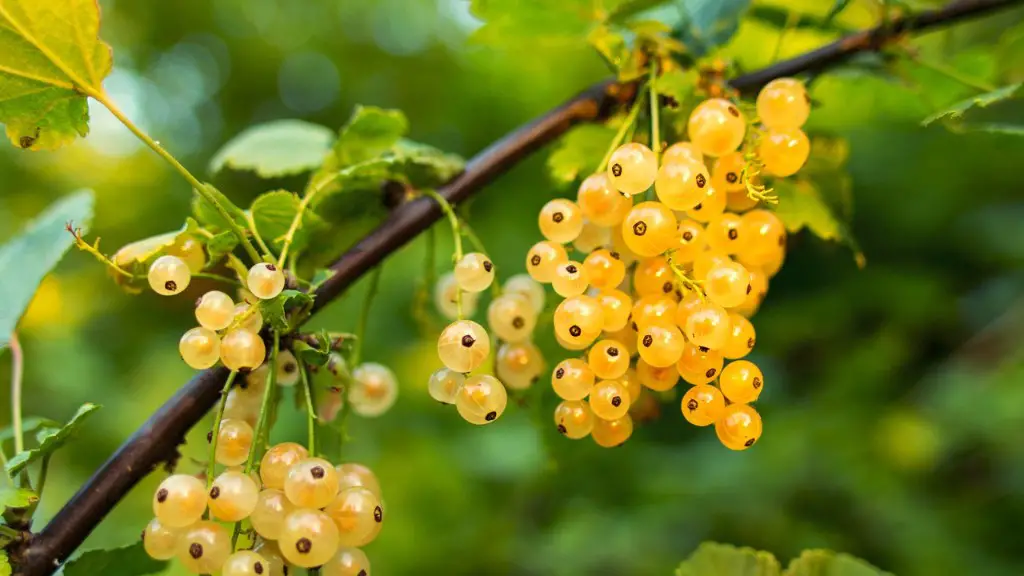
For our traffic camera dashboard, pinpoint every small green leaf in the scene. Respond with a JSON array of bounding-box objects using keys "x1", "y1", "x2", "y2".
[
  {"x1": 259, "y1": 290, "x2": 314, "y2": 332},
  {"x1": 547, "y1": 124, "x2": 619, "y2": 185},
  {"x1": 335, "y1": 106, "x2": 408, "y2": 166},
  {"x1": 774, "y1": 179, "x2": 841, "y2": 241},
  {"x1": 922, "y1": 83, "x2": 1022, "y2": 127},
  {"x1": 310, "y1": 268, "x2": 335, "y2": 287},
  {"x1": 0, "y1": 0, "x2": 112, "y2": 150},
  {"x1": 676, "y1": 0, "x2": 752, "y2": 56},
  {"x1": 784, "y1": 549, "x2": 892, "y2": 576},
  {"x1": 209, "y1": 119, "x2": 335, "y2": 178},
  {"x1": 676, "y1": 542, "x2": 782, "y2": 576},
  {"x1": 292, "y1": 339, "x2": 330, "y2": 367},
  {"x1": 60, "y1": 542, "x2": 166, "y2": 576},
  {"x1": 0, "y1": 416, "x2": 60, "y2": 442},
  {"x1": 205, "y1": 230, "x2": 240, "y2": 263},
  {"x1": 589, "y1": 25, "x2": 646, "y2": 81},
  {"x1": 0, "y1": 190, "x2": 94, "y2": 348},
  {"x1": 191, "y1": 184, "x2": 247, "y2": 231},
  {"x1": 250, "y1": 191, "x2": 325, "y2": 256},
  {"x1": 470, "y1": 0, "x2": 613, "y2": 46},
  {"x1": 0, "y1": 550, "x2": 10, "y2": 576},
  {"x1": 391, "y1": 139, "x2": 466, "y2": 188},
  {"x1": 0, "y1": 487, "x2": 38, "y2": 510},
  {"x1": 824, "y1": 0, "x2": 855, "y2": 23},
  {"x1": 6, "y1": 403, "x2": 101, "y2": 475}
]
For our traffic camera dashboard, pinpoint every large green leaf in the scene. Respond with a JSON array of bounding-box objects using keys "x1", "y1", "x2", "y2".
[
  {"x1": 209, "y1": 119, "x2": 335, "y2": 178},
  {"x1": 547, "y1": 124, "x2": 618, "y2": 185},
  {"x1": 59, "y1": 543, "x2": 166, "y2": 576},
  {"x1": 0, "y1": 0, "x2": 112, "y2": 150},
  {"x1": 6, "y1": 403, "x2": 101, "y2": 475},
  {"x1": 0, "y1": 190, "x2": 93, "y2": 348},
  {"x1": 250, "y1": 190, "x2": 326, "y2": 255},
  {"x1": 676, "y1": 542, "x2": 782, "y2": 576},
  {"x1": 335, "y1": 106, "x2": 408, "y2": 166},
  {"x1": 676, "y1": 0, "x2": 751, "y2": 56},
  {"x1": 784, "y1": 550, "x2": 892, "y2": 576},
  {"x1": 922, "y1": 83, "x2": 1022, "y2": 127}
]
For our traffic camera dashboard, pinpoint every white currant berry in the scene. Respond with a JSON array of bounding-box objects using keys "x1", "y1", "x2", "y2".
[
  {"x1": 607, "y1": 143, "x2": 658, "y2": 196},
  {"x1": 455, "y1": 374, "x2": 508, "y2": 425},
  {"x1": 250, "y1": 489, "x2": 295, "y2": 541},
  {"x1": 179, "y1": 327, "x2": 221, "y2": 369},
  {"x1": 143, "y1": 517, "x2": 182, "y2": 561},
  {"x1": 428, "y1": 367, "x2": 464, "y2": 404},
  {"x1": 280, "y1": 509, "x2": 341, "y2": 568},
  {"x1": 324, "y1": 487, "x2": 383, "y2": 547},
  {"x1": 253, "y1": 542, "x2": 290, "y2": 576},
  {"x1": 247, "y1": 263, "x2": 286, "y2": 300},
  {"x1": 215, "y1": 418, "x2": 254, "y2": 467},
  {"x1": 153, "y1": 474, "x2": 208, "y2": 528},
  {"x1": 335, "y1": 463, "x2": 382, "y2": 498},
  {"x1": 208, "y1": 470, "x2": 260, "y2": 522},
  {"x1": 195, "y1": 290, "x2": 235, "y2": 330},
  {"x1": 220, "y1": 329, "x2": 267, "y2": 371},
  {"x1": 437, "y1": 320, "x2": 490, "y2": 373},
  {"x1": 349, "y1": 363, "x2": 399, "y2": 418},
  {"x1": 276, "y1": 349, "x2": 300, "y2": 387},
  {"x1": 487, "y1": 293, "x2": 537, "y2": 343},
  {"x1": 222, "y1": 550, "x2": 270, "y2": 576},
  {"x1": 502, "y1": 274, "x2": 545, "y2": 315},
  {"x1": 433, "y1": 272, "x2": 480, "y2": 319},
  {"x1": 232, "y1": 302, "x2": 264, "y2": 333},
  {"x1": 148, "y1": 255, "x2": 191, "y2": 296},
  {"x1": 322, "y1": 546, "x2": 372, "y2": 576},
  {"x1": 495, "y1": 341, "x2": 545, "y2": 391},
  {"x1": 453, "y1": 252, "x2": 495, "y2": 293},
  {"x1": 177, "y1": 521, "x2": 231, "y2": 574},
  {"x1": 260, "y1": 442, "x2": 309, "y2": 490},
  {"x1": 285, "y1": 457, "x2": 340, "y2": 509}
]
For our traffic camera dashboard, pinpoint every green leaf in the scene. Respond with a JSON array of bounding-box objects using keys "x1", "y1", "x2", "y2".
[
  {"x1": 0, "y1": 190, "x2": 94, "y2": 348},
  {"x1": 259, "y1": 290, "x2": 314, "y2": 332},
  {"x1": 676, "y1": 542, "x2": 782, "y2": 576},
  {"x1": 111, "y1": 219, "x2": 202, "y2": 270},
  {"x1": 0, "y1": 0, "x2": 112, "y2": 150},
  {"x1": 310, "y1": 268, "x2": 335, "y2": 287},
  {"x1": 335, "y1": 106, "x2": 408, "y2": 166},
  {"x1": 0, "y1": 551, "x2": 9, "y2": 576},
  {"x1": 547, "y1": 124, "x2": 619, "y2": 185},
  {"x1": 922, "y1": 83, "x2": 1022, "y2": 126},
  {"x1": 205, "y1": 230, "x2": 239, "y2": 263},
  {"x1": 747, "y1": 6, "x2": 854, "y2": 34},
  {"x1": 774, "y1": 179, "x2": 841, "y2": 241},
  {"x1": 0, "y1": 487, "x2": 38, "y2": 510},
  {"x1": 470, "y1": 0, "x2": 617, "y2": 46},
  {"x1": 60, "y1": 542, "x2": 166, "y2": 576},
  {"x1": 292, "y1": 339, "x2": 330, "y2": 367},
  {"x1": 0, "y1": 416, "x2": 60, "y2": 442},
  {"x1": 676, "y1": 0, "x2": 752, "y2": 56},
  {"x1": 191, "y1": 184, "x2": 247, "y2": 231},
  {"x1": 6, "y1": 403, "x2": 101, "y2": 475},
  {"x1": 209, "y1": 119, "x2": 335, "y2": 178},
  {"x1": 250, "y1": 191, "x2": 325, "y2": 256},
  {"x1": 784, "y1": 549, "x2": 892, "y2": 576},
  {"x1": 824, "y1": 0, "x2": 855, "y2": 23}
]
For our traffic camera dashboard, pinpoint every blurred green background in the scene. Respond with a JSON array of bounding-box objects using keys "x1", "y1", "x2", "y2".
[{"x1": 2, "y1": 0, "x2": 1024, "y2": 574}]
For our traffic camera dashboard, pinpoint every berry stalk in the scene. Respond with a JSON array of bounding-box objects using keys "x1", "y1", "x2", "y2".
[
  {"x1": 245, "y1": 333, "x2": 279, "y2": 476},
  {"x1": 206, "y1": 371, "x2": 238, "y2": 504},
  {"x1": 422, "y1": 189, "x2": 465, "y2": 319}
]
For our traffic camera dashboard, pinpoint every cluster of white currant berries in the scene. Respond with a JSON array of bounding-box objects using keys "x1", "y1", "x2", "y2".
[
  {"x1": 144, "y1": 442, "x2": 382, "y2": 575},
  {"x1": 521, "y1": 77, "x2": 811, "y2": 449}
]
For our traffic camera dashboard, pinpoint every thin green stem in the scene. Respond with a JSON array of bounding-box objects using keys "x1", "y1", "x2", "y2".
[
  {"x1": 909, "y1": 52, "x2": 998, "y2": 92},
  {"x1": 771, "y1": 10, "x2": 799, "y2": 63},
  {"x1": 351, "y1": 265, "x2": 383, "y2": 367},
  {"x1": 298, "y1": 362, "x2": 317, "y2": 455},
  {"x1": 246, "y1": 213, "x2": 273, "y2": 260},
  {"x1": 458, "y1": 218, "x2": 501, "y2": 299},
  {"x1": 91, "y1": 92, "x2": 262, "y2": 263},
  {"x1": 422, "y1": 189, "x2": 465, "y2": 319},
  {"x1": 206, "y1": 371, "x2": 238, "y2": 511},
  {"x1": 0, "y1": 525, "x2": 21, "y2": 541},
  {"x1": 649, "y1": 65, "x2": 661, "y2": 158},
  {"x1": 9, "y1": 333, "x2": 24, "y2": 456},
  {"x1": 665, "y1": 255, "x2": 706, "y2": 300},
  {"x1": 31, "y1": 454, "x2": 50, "y2": 513},
  {"x1": 279, "y1": 174, "x2": 339, "y2": 266},
  {"x1": 191, "y1": 272, "x2": 243, "y2": 287},
  {"x1": 597, "y1": 83, "x2": 648, "y2": 173},
  {"x1": 245, "y1": 333, "x2": 279, "y2": 474}
]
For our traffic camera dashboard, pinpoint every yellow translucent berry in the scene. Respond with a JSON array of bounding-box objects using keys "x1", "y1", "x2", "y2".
[
  {"x1": 336, "y1": 463, "x2": 382, "y2": 498},
  {"x1": 148, "y1": 255, "x2": 191, "y2": 296},
  {"x1": 454, "y1": 252, "x2": 495, "y2": 293},
  {"x1": 722, "y1": 313, "x2": 756, "y2": 359},
  {"x1": 610, "y1": 223, "x2": 641, "y2": 267},
  {"x1": 577, "y1": 173, "x2": 631, "y2": 227},
  {"x1": 738, "y1": 209, "x2": 787, "y2": 267},
  {"x1": 324, "y1": 487, "x2": 383, "y2": 548},
  {"x1": 280, "y1": 509, "x2": 341, "y2": 568},
  {"x1": 209, "y1": 471, "x2": 259, "y2": 522},
  {"x1": 233, "y1": 302, "x2": 264, "y2": 333},
  {"x1": 153, "y1": 474, "x2": 207, "y2": 528},
  {"x1": 539, "y1": 199, "x2": 585, "y2": 243},
  {"x1": 253, "y1": 542, "x2": 290, "y2": 576},
  {"x1": 727, "y1": 190, "x2": 759, "y2": 213},
  {"x1": 704, "y1": 260, "x2": 751, "y2": 308},
  {"x1": 706, "y1": 213, "x2": 749, "y2": 255},
  {"x1": 143, "y1": 517, "x2": 182, "y2": 560},
  {"x1": 655, "y1": 159, "x2": 710, "y2": 211},
  {"x1": 605, "y1": 324, "x2": 639, "y2": 357},
  {"x1": 762, "y1": 243, "x2": 786, "y2": 277},
  {"x1": 637, "y1": 322, "x2": 686, "y2": 368},
  {"x1": 437, "y1": 320, "x2": 490, "y2": 373},
  {"x1": 687, "y1": 98, "x2": 746, "y2": 157},
  {"x1": 215, "y1": 418, "x2": 254, "y2": 467},
  {"x1": 177, "y1": 520, "x2": 231, "y2": 574},
  {"x1": 502, "y1": 274, "x2": 546, "y2": 314},
  {"x1": 693, "y1": 249, "x2": 732, "y2": 282},
  {"x1": 684, "y1": 183, "x2": 727, "y2": 223},
  {"x1": 715, "y1": 403, "x2": 763, "y2": 450},
  {"x1": 607, "y1": 142, "x2": 658, "y2": 196},
  {"x1": 583, "y1": 249, "x2": 626, "y2": 290},
  {"x1": 677, "y1": 343, "x2": 724, "y2": 385},
  {"x1": 596, "y1": 289, "x2": 632, "y2": 332},
  {"x1": 275, "y1": 349, "x2": 301, "y2": 387},
  {"x1": 167, "y1": 236, "x2": 207, "y2": 274},
  {"x1": 222, "y1": 550, "x2": 270, "y2": 576},
  {"x1": 591, "y1": 413, "x2": 633, "y2": 448},
  {"x1": 455, "y1": 374, "x2": 508, "y2": 424},
  {"x1": 587, "y1": 339, "x2": 630, "y2": 380},
  {"x1": 223, "y1": 389, "x2": 260, "y2": 428},
  {"x1": 526, "y1": 240, "x2": 568, "y2": 283},
  {"x1": 179, "y1": 327, "x2": 221, "y2": 370},
  {"x1": 759, "y1": 127, "x2": 810, "y2": 177},
  {"x1": 553, "y1": 295, "x2": 605, "y2": 348},
  {"x1": 349, "y1": 363, "x2": 398, "y2": 418},
  {"x1": 247, "y1": 263, "x2": 286, "y2": 300},
  {"x1": 720, "y1": 360, "x2": 764, "y2": 404},
  {"x1": 285, "y1": 458, "x2": 340, "y2": 509},
  {"x1": 552, "y1": 358, "x2": 596, "y2": 402},
  {"x1": 553, "y1": 400, "x2": 594, "y2": 439},
  {"x1": 555, "y1": 332, "x2": 590, "y2": 351},
  {"x1": 636, "y1": 357, "x2": 679, "y2": 391},
  {"x1": 220, "y1": 329, "x2": 267, "y2": 371},
  {"x1": 573, "y1": 220, "x2": 612, "y2": 253},
  {"x1": 428, "y1": 367, "x2": 464, "y2": 404},
  {"x1": 757, "y1": 78, "x2": 810, "y2": 130},
  {"x1": 675, "y1": 219, "x2": 706, "y2": 263},
  {"x1": 712, "y1": 152, "x2": 747, "y2": 193},
  {"x1": 589, "y1": 379, "x2": 630, "y2": 421},
  {"x1": 662, "y1": 141, "x2": 704, "y2": 165},
  {"x1": 681, "y1": 384, "x2": 726, "y2": 426},
  {"x1": 195, "y1": 290, "x2": 235, "y2": 331},
  {"x1": 622, "y1": 202, "x2": 678, "y2": 258},
  {"x1": 323, "y1": 547, "x2": 372, "y2": 576},
  {"x1": 685, "y1": 301, "x2": 732, "y2": 350},
  {"x1": 631, "y1": 295, "x2": 677, "y2": 329},
  {"x1": 733, "y1": 266, "x2": 768, "y2": 318},
  {"x1": 496, "y1": 341, "x2": 545, "y2": 391},
  {"x1": 620, "y1": 367, "x2": 641, "y2": 402},
  {"x1": 552, "y1": 261, "x2": 589, "y2": 297},
  {"x1": 434, "y1": 272, "x2": 480, "y2": 319},
  {"x1": 674, "y1": 292, "x2": 703, "y2": 331},
  {"x1": 251, "y1": 489, "x2": 294, "y2": 540},
  {"x1": 260, "y1": 442, "x2": 310, "y2": 490},
  {"x1": 633, "y1": 256, "x2": 674, "y2": 297},
  {"x1": 487, "y1": 294, "x2": 537, "y2": 343}
]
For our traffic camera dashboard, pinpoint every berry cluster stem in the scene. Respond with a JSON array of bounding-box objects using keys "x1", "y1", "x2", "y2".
[
  {"x1": 245, "y1": 333, "x2": 280, "y2": 475},
  {"x1": 597, "y1": 82, "x2": 648, "y2": 173},
  {"x1": 422, "y1": 189, "x2": 465, "y2": 318},
  {"x1": 278, "y1": 173, "x2": 340, "y2": 267},
  {"x1": 206, "y1": 370, "x2": 238, "y2": 508},
  {"x1": 8, "y1": 333, "x2": 24, "y2": 459},
  {"x1": 351, "y1": 264, "x2": 384, "y2": 367},
  {"x1": 666, "y1": 257, "x2": 707, "y2": 301},
  {"x1": 298, "y1": 363, "x2": 317, "y2": 455},
  {"x1": 649, "y1": 64, "x2": 661, "y2": 158}
]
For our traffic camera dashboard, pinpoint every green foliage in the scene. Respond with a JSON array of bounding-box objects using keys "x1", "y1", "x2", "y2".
[
  {"x1": 0, "y1": 552, "x2": 9, "y2": 576},
  {"x1": 208, "y1": 119, "x2": 336, "y2": 178},
  {"x1": 59, "y1": 543, "x2": 166, "y2": 576},
  {"x1": 676, "y1": 0, "x2": 752, "y2": 56},
  {"x1": 0, "y1": 487, "x2": 38, "y2": 510},
  {"x1": 676, "y1": 543, "x2": 890, "y2": 576},
  {"x1": 191, "y1": 184, "x2": 247, "y2": 231},
  {"x1": 0, "y1": 417, "x2": 60, "y2": 442},
  {"x1": 6, "y1": 403, "x2": 101, "y2": 475},
  {"x1": 0, "y1": 0, "x2": 111, "y2": 150},
  {"x1": 0, "y1": 190, "x2": 94, "y2": 348},
  {"x1": 205, "y1": 230, "x2": 240, "y2": 264},
  {"x1": 259, "y1": 290, "x2": 314, "y2": 332},
  {"x1": 774, "y1": 180, "x2": 842, "y2": 241},
  {"x1": 547, "y1": 124, "x2": 618, "y2": 184},
  {"x1": 469, "y1": 0, "x2": 626, "y2": 45},
  {"x1": 335, "y1": 106, "x2": 409, "y2": 166},
  {"x1": 786, "y1": 550, "x2": 893, "y2": 576},
  {"x1": 922, "y1": 83, "x2": 1023, "y2": 134},
  {"x1": 250, "y1": 190, "x2": 325, "y2": 255}
]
